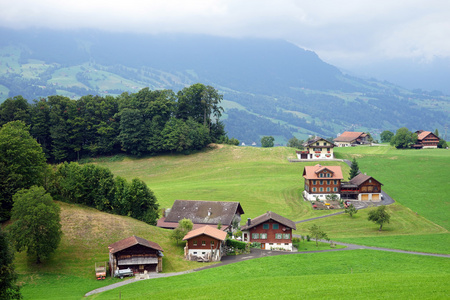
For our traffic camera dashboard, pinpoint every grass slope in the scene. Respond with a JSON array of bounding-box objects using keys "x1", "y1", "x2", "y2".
[
  {"x1": 15, "y1": 202, "x2": 209, "y2": 300},
  {"x1": 88, "y1": 250, "x2": 450, "y2": 299}
]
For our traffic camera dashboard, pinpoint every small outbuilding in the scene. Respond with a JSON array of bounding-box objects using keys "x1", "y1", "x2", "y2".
[
  {"x1": 183, "y1": 225, "x2": 227, "y2": 262},
  {"x1": 108, "y1": 235, "x2": 164, "y2": 277}
]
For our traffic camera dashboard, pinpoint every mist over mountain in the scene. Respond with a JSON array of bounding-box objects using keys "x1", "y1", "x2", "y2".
[{"x1": 0, "y1": 28, "x2": 448, "y2": 143}]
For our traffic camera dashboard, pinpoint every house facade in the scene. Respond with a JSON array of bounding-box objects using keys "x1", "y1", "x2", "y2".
[
  {"x1": 334, "y1": 132, "x2": 369, "y2": 147},
  {"x1": 413, "y1": 130, "x2": 440, "y2": 149},
  {"x1": 302, "y1": 164, "x2": 343, "y2": 200},
  {"x1": 183, "y1": 226, "x2": 227, "y2": 262},
  {"x1": 157, "y1": 200, "x2": 244, "y2": 231},
  {"x1": 108, "y1": 236, "x2": 164, "y2": 277},
  {"x1": 296, "y1": 137, "x2": 335, "y2": 160},
  {"x1": 241, "y1": 211, "x2": 296, "y2": 251},
  {"x1": 341, "y1": 173, "x2": 383, "y2": 201}
]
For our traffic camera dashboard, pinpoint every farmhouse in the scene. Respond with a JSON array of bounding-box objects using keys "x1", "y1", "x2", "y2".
[
  {"x1": 412, "y1": 130, "x2": 440, "y2": 149},
  {"x1": 334, "y1": 131, "x2": 369, "y2": 147},
  {"x1": 302, "y1": 164, "x2": 343, "y2": 200},
  {"x1": 241, "y1": 211, "x2": 296, "y2": 251},
  {"x1": 296, "y1": 137, "x2": 335, "y2": 159},
  {"x1": 157, "y1": 200, "x2": 244, "y2": 231},
  {"x1": 341, "y1": 173, "x2": 383, "y2": 201},
  {"x1": 183, "y1": 225, "x2": 227, "y2": 262},
  {"x1": 108, "y1": 236, "x2": 164, "y2": 277}
]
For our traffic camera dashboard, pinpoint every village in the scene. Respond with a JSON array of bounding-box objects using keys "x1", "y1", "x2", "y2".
[{"x1": 100, "y1": 130, "x2": 440, "y2": 280}]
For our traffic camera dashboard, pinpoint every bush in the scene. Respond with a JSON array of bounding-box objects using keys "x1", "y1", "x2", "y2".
[{"x1": 226, "y1": 239, "x2": 247, "y2": 250}]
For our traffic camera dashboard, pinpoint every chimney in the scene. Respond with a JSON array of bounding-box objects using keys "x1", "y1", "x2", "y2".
[{"x1": 247, "y1": 218, "x2": 251, "y2": 226}]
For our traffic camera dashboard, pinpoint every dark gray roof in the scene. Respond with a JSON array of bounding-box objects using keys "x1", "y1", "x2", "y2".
[
  {"x1": 348, "y1": 173, "x2": 383, "y2": 187},
  {"x1": 164, "y1": 200, "x2": 244, "y2": 226},
  {"x1": 241, "y1": 211, "x2": 296, "y2": 231},
  {"x1": 108, "y1": 236, "x2": 163, "y2": 254}
]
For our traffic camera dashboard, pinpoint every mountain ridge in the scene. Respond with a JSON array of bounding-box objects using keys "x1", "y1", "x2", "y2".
[{"x1": 0, "y1": 28, "x2": 448, "y2": 143}]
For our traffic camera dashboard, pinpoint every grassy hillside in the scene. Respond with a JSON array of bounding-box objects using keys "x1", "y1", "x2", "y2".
[
  {"x1": 14, "y1": 202, "x2": 211, "y2": 300},
  {"x1": 13, "y1": 144, "x2": 450, "y2": 299},
  {"x1": 88, "y1": 250, "x2": 450, "y2": 299}
]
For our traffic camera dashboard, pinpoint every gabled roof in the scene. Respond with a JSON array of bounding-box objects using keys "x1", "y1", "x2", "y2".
[
  {"x1": 348, "y1": 173, "x2": 383, "y2": 187},
  {"x1": 241, "y1": 211, "x2": 296, "y2": 231},
  {"x1": 416, "y1": 131, "x2": 439, "y2": 141},
  {"x1": 304, "y1": 136, "x2": 335, "y2": 147},
  {"x1": 334, "y1": 131, "x2": 366, "y2": 142},
  {"x1": 163, "y1": 200, "x2": 244, "y2": 226},
  {"x1": 182, "y1": 225, "x2": 228, "y2": 241},
  {"x1": 303, "y1": 164, "x2": 343, "y2": 180},
  {"x1": 108, "y1": 235, "x2": 163, "y2": 254}
]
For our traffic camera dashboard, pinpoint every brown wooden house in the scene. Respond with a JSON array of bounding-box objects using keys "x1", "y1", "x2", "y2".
[
  {"x1": 302, "y1": 164, "x2": 343, "y2": 201},
  {"x1": 412, "y1": 130, "x2": 440, "y2": 148},
  {"x1": 341, "y1": 173, "x2": 383, "y2": 201},
  {"x1": 241, "y1": 211, "x2": 296, "y2": 251},
  {"x1": 108, "y1": 236, "x2": 164, "y2": 277},
  {"x1": 183, "y1": 225, "x2": 227, "y2": 262}
]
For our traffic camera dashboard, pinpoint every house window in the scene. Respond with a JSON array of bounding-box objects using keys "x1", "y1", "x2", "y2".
[
  {"x1": 319, "y1": 187, "x2": 323, "y2": 192},
  {"x1": 320, "y1": 180, "x2": 323, "y2": 185},
  {"x1": 283, "y1": 234, "x2": 290, "y2": 239},
  {"x1": 260, "y1": 233, "x2": 267, "y2": 239},
  {"x1": 312, "y1": 187, "x2": 316, "y2": 192},
  {"x1": 326, "y1": 173, "x2": 331, "y2": 178},
  {"x1": 285, "y1": 243, "x2": 289, "y2": 245},
  {"x1": 327, "y1": 180, "x2": 330, "y2": 184},
  {"x1": 369, "y1": 179, "x2": 372, "y2": 183},
  {"x1": 211, "y1": 241, "x2": 214, "y2": 245},
  {"x1": 334, "y1": 180, "x2": 338, "y2": 185},
  {"x1": 263, "y1": 223, "x2": 269, "y2": 229},
  {"x1": 193, "y1": 252, "x2": 197, "y2": 254},
  {"x1": 202, "y1": 252, "x2": 205, "y2": 255},
  {"x1": 316, "y1": 143, "x2": 319, "y2": 146},
  {"x1": 193, "y1": 240, "x2": 197, "y2": 246},
  {"x1": 202, "y1": 241, "x2": 206, "y2": 246},
  {"x1": 273, "y1": 224, "x2": 279, "y2": 229},
  {"x1": 326, "y1": 187, "x2": 330, "y2": 192},
  {"x1": 252, "y1": 233, "x2": 259, "y2": 239},
  {"x1": 275, "y1": 233, "x2": 282, "y2": 239},
  {"x1": 312, "y1": 180, "x2": 316, "y2": 185},
  {"x1": 334, "y1": 187, "x2": 338, "y2": 192}
]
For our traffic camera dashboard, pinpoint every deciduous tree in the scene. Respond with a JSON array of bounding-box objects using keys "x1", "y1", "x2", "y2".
[
  {"x1": 8, "y1": 186, "x2": 62, "y2": 264},
  {"x1": 380, "y1": 130, "x2": 394, "y2": 143},
  {"x1": 286, "y1": 137, "x2": 304, "y2": 149},
  {"x1": 368, "y1": 205, "x2": 391, "y2": 231},
  {"x1": 261, "y1": 136, "x2": 275, "y2": 147},
  {"x1": 0, "y1": 121, "x2": 47, "y2": 221},
  {"x1": 345, "y1": 204, "x2": 357, "y2": 217},
  {"x1": 390, "y1": 127, "x2": 417, "y2": 149},
  {"x1": 308, "y1": 224, "x2": 329, "y2": 247},
  {"x1": 0, "y1": 228, "x2": 21, "y2": 299}
]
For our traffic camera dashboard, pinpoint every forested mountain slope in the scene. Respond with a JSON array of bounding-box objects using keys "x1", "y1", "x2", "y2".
[{"x1": 0, "y1": 28, "x2": 448, "y2": 144}]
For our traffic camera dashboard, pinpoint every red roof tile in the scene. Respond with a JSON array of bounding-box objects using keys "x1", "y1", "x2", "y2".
[
  {"x1": 182, "y1": 225, "x2": 228, "y2": 241},
  {"x1": 302, "y1": 164, "x2": 343, "y2": 180},
  {"x1": 334, "y1": 131, "x2": 365, "y2": 142}
]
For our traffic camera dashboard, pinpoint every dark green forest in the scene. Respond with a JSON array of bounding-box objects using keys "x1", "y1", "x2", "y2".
[{"x1": 0, "y1": 83, "x2": 228, "y2": 162}]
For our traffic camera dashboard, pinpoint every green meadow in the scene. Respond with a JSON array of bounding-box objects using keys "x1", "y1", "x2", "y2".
[
  {"x1": 87, "y1": 250, "x2": 450, "y2": 300},
  {"x1": 12, "y1": 144, "x2": 450, "y2": 299}
]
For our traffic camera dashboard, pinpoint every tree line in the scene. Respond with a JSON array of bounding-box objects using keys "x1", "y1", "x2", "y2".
[{"x1": 0, "y1": 83, "x2": 228, "y2": 162}]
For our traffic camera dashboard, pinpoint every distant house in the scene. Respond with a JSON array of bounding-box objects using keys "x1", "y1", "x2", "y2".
[
  {"x1": 241, "y1": 211, "x2": 296, "y2": 251},
  {"x1": 334, "y1": 131, "x2": 369, "y2": 147},
  {"x1": 296, "y1": 137, "x2": 335, "y2": 159},
  {"x1": 341, "y1": 173, "x2": 383, "y2": 201},
  {"x1": 183, "y1": 225, "x2": 227, "y2": 262},
  {"x1": 108, "y1": 236, "x2": 164, "y2": 277},
  {"x1": 157, "y1": 200, "x2": 244, "y2": 231},
  {"x1": 412, "y1": 130, "x2": 440, "y2": 149},
  {"x1": 302, "y1": 164, "x2": 343, "y2": 200}
]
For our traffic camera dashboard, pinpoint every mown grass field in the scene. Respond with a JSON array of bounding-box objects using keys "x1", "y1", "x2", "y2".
[
  {"x1": 14, "y1": 144, "x2": 450, "y2": 299},
  {"x1": 87, "y1": 250, "x2": 450, "y2": 300}
]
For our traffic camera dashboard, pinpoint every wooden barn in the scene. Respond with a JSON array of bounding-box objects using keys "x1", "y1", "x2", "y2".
[{"x1": 108, "y1": 236, "x2": 164, "y2": 277}]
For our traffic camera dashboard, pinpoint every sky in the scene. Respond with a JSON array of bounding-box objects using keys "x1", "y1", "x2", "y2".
[{"x1": 1, "y1": 0, "x2": 449, "y2": 71}]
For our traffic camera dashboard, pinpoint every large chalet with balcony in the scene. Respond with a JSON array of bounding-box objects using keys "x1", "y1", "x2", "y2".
[
  {"x1": 412, "y1": 130, "x2": 440, "y2": 149},
  {"x1": 341, "y1": 173, "x2": 383, "y2": 201},
  {"x1": 241, "y1": 211, "x2": 296, "y2": 251},
  {"x1": 296, "y1": 137, "x2": 335, "y2": 160},
  {"x1": 302, "y1": 164, "x2": 343, "y2": 200}
]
